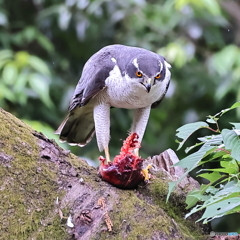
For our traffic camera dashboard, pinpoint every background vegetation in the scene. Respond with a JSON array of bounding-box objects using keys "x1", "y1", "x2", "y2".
[{"x1": 1, "y1": 0, "x2": 240, "y2": 232}]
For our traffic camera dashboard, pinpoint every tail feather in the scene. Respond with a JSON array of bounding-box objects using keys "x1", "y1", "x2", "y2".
[
  {"x1": 55, "y1": 106, "x2": 95, "y2": 146},
  {"x1": 55, "y1": 114, "x2": 71, "y2": 135}
]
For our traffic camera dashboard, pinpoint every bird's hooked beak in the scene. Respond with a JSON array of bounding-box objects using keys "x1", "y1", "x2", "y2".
[{"x1": 141, "y1": 78, "x2": 153, "y2": 93}]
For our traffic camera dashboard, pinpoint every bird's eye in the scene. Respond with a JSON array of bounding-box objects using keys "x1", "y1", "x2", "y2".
[
  {"x1": 136, "y1": 71, "x2": 143, "y2": 78},
  {"x1": 155, "y1": 74, "x2": 161, "y2": 79}
]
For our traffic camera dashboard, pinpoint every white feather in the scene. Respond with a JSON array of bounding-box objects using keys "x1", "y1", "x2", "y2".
[
  {"x1": 164, "y1": 60, "x2": 172, "y2": 69},
  {"x1": 67, "y1": 215, "x2": 74, "y2": 228},
  {"x1": 132, "y1": 58, "x2": 139, "y2": 68}
]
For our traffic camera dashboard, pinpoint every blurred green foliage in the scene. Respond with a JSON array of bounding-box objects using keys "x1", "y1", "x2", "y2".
[
  {"x1": 0, "y1": 0, "x2": 239, "y2": 162},
  {"x1": 0, "y1": 50, "x2": 52, "y2": 107}
]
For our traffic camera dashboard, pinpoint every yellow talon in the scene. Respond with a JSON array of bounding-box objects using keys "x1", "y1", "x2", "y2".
[{"x1": 141, "y1": 164, "x2": 152, "y2": 181}]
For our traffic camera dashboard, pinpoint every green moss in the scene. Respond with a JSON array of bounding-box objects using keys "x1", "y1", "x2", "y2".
[
  {"x1": 0, "y1": 109, "x2": 67, "y2": 240},
  {"x1": 95, "y1": 189, "x2": 174, "y2": 240},
  {"x1": 0, "y1": 108, "x2": 206, "y2": 239},
  {"x1": 143, "y1": 172, "x2": 206, "y2": 240}
]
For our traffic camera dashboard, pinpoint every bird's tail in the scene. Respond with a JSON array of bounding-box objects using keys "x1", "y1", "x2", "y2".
[{"x1": 55, "y1": 106, "x2": 95, "y2": 146}]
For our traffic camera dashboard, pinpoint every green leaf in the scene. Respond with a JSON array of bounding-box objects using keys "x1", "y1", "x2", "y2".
[
  {"x1": 167, "y1": 182, "x2": 176, "y2": 201},
  {"x1": 222, "y1": 129, "x2": 240, "y2": 161},
  {"x1": 185, "y1": 180, "x2": 240, "y2": 222},
  {"x1": 211, "y1": 45, "x2": 239, "y2": 76},
  {"x1": 197, "y1": 134, "x2": 223, "y2": 146},
  {"x1": 214, "y1": 180, "x2": 240, "y2": 198},
  {"x1": 199, "y1": 197, "x2": 240, "y2": 223},
  {"x1": 0, "y1": 58, "x2": 11, "y2": 69},
  {"x1": 230, "y1": 101, "x2": 240, "y2": 110},
  {"x1": 0, "y1": 81, "x2": 16, "y2": 102},
  {"x1": 15, "y1": 51, "x2": 30, "y2": 67},
  {"x1": 230, "y1": 122, "x2": 240, "y2": 129},
  {"x1": 217, "y1": 101, "x2": 240, "y2": 116},
  {"x1": 12, "y1": 71, "x2": 28, "y2": 93},
  {"x1": 37, "y1": 34, "x2": 54, "y2": 53},
  {"x1": 2, "y1": 62, "x2": 18, "y2": 85},
  {"x1": 23, "y1": 26, "x2": 36, "y2": 42},
  {"x1": 200, "y1": 155, "x2": 238, "y2": 174},
  {"x1": 203, "y1": 168, "x2": 236, "y2": 174},
  {"x1": 0, "y1": 11, "x2": 8, "y2": 26},
  {"x1": 220, "y1": 159, "x2": 239, "y2": 174},
  {"x1": 205, "y1": 186, "x2": 219, "y2": 195},
  {"x1": 28, "y1": 73, "x2": 53, "y2": 108},
  {"x1": 176, "y1": 121, "x2": 209, "y2": 150},
  {"x1": 201, "y1": 0, "x2": 221, "y2": 16},
  {"x1": 186, "y1": 184, "x2": 210, "y2": 209},
  {"x1": 198, "y1": 172, "x2": 222, "y2": 183},
  {"x1": 185, "y1": 142, "x2": 204, "y2": 153},
  {"x1": 206, "y1": 118, "x2": 217, "y2": 124},
  {"x1": 174, "y1": 145, "x2": 215, "y2": 169},
  {"x1": 0, "y1": 49, "x2": 13, "y2": 61},
  {"x1": 167, "y1": 144, "x2": 215, "y2": 201},
  {"x1": 200, "y1": 151, "x2": 230, "y2": 165},
  {"x1": 28, "y1": 55, "x2": 51, "y2": 75}
]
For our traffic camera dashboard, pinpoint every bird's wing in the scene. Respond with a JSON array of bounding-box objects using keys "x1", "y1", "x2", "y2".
[
  {"x1": 69, "y1": 48, "x2": 116, "y2": 111},
  {"x1": 56, "y1": 46, "x2": 117, "y2": 145},
  {"x1": 151, "y1": 59, "x2": 171, "y2": 108}
]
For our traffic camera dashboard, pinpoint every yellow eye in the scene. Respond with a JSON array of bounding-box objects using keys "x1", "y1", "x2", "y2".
[
  {"x1": 155, "y1": 74, "x2": 161, "y2": 79},
  {"x1": 136, "y1": 71, "x2": 143, "y2": 78}
]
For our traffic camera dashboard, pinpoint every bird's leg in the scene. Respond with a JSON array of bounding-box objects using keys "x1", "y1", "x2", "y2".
[
  {"x1": 93, "y1": 103, "x2": 111, "y2": 164},
  {"x1": 131, "y1": 107, "x2": 151, "y2": 156},
  {"x1": 133, "y1": 148, "x2": 139, "y2": 157},
  {"x1": 131, "y1": 107, "x2": 151, "y2": 178},
  {"x1": 104, "y1": 146, "x2": 111, "y2": 163}
]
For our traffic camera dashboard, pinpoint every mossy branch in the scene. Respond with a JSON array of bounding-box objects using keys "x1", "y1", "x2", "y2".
[{"x1": 0, "y1": 108, "x2": 209, "y2": 240}]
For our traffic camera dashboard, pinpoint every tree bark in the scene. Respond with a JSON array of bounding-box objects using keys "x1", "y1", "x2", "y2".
[{"x1": 0, "y1": 108, "x2": 210, "y2": 240}]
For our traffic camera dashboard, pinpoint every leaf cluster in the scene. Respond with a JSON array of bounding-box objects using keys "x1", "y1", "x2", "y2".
[
  {"x1": 168, "y1": 101, "x2": 240, "y2": 223},
  {"x1": 0, "y1": 50, "x2": 53, "y2": 108}
]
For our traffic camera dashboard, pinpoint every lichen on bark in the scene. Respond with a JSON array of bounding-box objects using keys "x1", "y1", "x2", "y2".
[{"x1": 0, "y1": 108, "x2": 68, "y2": 239}]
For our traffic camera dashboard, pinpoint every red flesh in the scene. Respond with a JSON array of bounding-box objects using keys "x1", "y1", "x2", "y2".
[{"x1": 98, "y1": 133, "x2": 145, "y2": 189}]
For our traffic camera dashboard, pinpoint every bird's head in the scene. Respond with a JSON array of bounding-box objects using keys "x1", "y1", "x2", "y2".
[{"x1": 125, "y1": 54, "x2": 171, "y2": 93}]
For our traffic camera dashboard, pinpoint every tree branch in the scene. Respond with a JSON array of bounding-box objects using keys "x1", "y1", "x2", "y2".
[{"x1": 0, "y1": 108, "x2": 209, "y2": 240}]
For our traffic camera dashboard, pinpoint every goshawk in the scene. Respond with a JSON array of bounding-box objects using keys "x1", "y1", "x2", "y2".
[{"x1": 56, "y1": 44, "x2": 171, "y2": 163}]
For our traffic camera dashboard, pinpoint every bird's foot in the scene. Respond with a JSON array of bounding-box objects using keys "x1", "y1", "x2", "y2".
[
  {"x1": 141, "y1": 164, "x2": 152, "y2": 182},
  {"x1": 99, "y1": 133, "x2": 145, "y2": 189}
]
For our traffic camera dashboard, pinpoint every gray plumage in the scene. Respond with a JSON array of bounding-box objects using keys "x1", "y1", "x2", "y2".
[{"x1": 56, "y1": 44, "x2": 171, "y2": 157}]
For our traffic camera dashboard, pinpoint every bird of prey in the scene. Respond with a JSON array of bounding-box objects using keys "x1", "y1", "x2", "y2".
[{"x1": 56, "y1": 44, "x2": 171, "y2": 163}]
